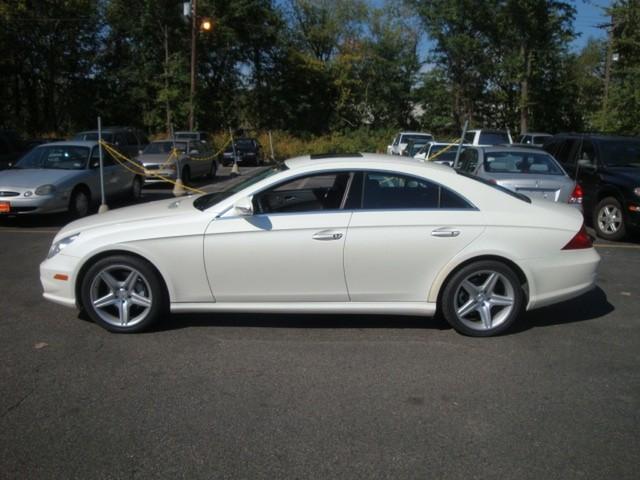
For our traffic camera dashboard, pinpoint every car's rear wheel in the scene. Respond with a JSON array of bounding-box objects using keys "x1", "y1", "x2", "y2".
[
  {"x1": 594, "y1": 197, "x2": 626, "y2": 241},
  {"x1": 208, "y1": 161, "x2": 217, "y2": 179},
  {"x1": 69, "y1": 188, "x2": 90, "y2": 218},
  {"x1": 441, "y1": 260, "x2": 524, "y2": 337},
  {"x1": 80, "y1": 255, "x2": 167, "y2": 333},
  {"x1": 130, "y1": 176, "x2": 142, "y2": 199}
]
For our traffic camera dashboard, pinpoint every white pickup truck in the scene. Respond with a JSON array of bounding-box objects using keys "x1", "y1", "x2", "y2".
[{"x1": 386, "y1": 131, "x2": 434, "y2": 156}]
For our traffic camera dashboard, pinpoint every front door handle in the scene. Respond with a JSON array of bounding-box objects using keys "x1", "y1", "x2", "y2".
[
  {"x1": 312, "y1": 230, "x2": 343, "y2": 241},
  {"x1": 431, "y1": 228, "x2": 461, "y2": 238}
]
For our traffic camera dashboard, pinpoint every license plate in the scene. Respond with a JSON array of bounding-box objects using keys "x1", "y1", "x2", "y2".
[{"x1": 0, "y1": 201, "x2": 10, "y2": 213}]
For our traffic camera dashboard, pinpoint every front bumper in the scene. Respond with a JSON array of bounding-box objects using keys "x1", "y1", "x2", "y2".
[
  {"x1": 0, "y1": 193, "x2": 68, "y2": 215},
  {"x1": 40, "y1": 253, "x2": 78, "y2": 308},
  {"x1": 142, "y1": 167, "x2": 177, "y2": 184}
]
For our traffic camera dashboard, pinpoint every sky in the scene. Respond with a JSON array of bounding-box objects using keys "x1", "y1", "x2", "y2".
[{"x1": 573, "y1": 0, "x2": 610, "y2": 49}]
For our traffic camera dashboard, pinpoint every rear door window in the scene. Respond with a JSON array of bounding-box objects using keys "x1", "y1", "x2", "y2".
[{"x1": 359, "y1": 171, "x2": 473, "y2": 210}]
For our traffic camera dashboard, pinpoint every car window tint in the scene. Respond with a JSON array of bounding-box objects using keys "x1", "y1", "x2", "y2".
[
  {"x1": 555, "y1": 139, "x2": 578, "y2": 165},
  {"x1": 362, "y1": 172, "x2": 472, "y2": 210},
  {"x1": 578, "y1": 140, "x2": 596, "y2": 166},
  {"x1": 479, "y1": 132, "x2": 510, "y2": 145},
  {"x1": 90, "y1": 146, "x2": 116, "y2": 167},
  {"x1": 255, "y1": 172, "x2": 351, "y2": 214},
  {"x1": 125, "y1": 132, "x2": 138, "y2": 145},
  {"x1": 483, "y1": 151, "x2": 563, "y2": 175},
  {"x1": 464, "y1": 131, "x2": 476, "y2": 143},
  {"x1": 458, "y1": 149, "x2": 479, "y2": 172}
]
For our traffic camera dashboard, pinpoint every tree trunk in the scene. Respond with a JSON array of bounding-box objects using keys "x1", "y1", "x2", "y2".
[
  {"x1": 520, "y1": 45, "x2": 532, "y2": 134},
  {"x1": 163, "y1": 25, "x2": 172, "y2": 135}
]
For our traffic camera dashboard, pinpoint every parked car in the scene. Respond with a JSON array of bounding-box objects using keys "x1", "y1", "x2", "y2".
[
  {"x1": 455, "y1": 146, "x2": 581, "y2": 209},
  {"x1": 0, "y1": 141, "x2": 142, "y2": 217},
  {"x1": 220, "y1": 138, "x2": 264, "y2": 166},
  {"x1": 175, "y1": 131, "x2": 210, "y2": 143},
  {"x1": 73, "y1": 127, "x2": 149, "y2": 159},
  {"x1": 402, "y1": 139, "x2": 431, "y2": 158},
  {"x1": 40, "y1": 153, "x2": 599, "y2": 337},
  {"x1": 464, "y1": 129, "x2": 513, "y2": 146},
  {"x1": 0, "y1": 130, "x2": 28, "y2": 170},
  {"x1": 544, "y1": 133, "x2": 640, "y2": 240},
  {"x1": 518, "y1": 132, "x2": 552, "y2": 146},
  {"x1": 415, "y1": 142, "x2": 470, "y2": 166},
  {"x1": 387, "y1": 132, "x2": 434, "y2": 156},
  {"x1": 136, "y1": 139, "x2": 217, "y2": 185}
]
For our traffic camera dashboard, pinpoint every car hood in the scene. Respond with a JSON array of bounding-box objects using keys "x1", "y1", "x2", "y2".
[
  {"x1": 0, "y1": 168, "x2": 82, "y2": 188},
  {"x1": 55, "y1": 195, "x2": 200, "y2": 240}
]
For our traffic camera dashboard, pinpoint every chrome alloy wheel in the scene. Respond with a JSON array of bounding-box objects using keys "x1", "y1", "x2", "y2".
[
  {"x1": 597, "y1": 204, "x2": 622, "y2": 234},
  {"x1": 89, "y1": 264, "x2": 153, "y2": 328},
  {"x1": 453, "y1": 270, "x2": 515, "y2": 332}
]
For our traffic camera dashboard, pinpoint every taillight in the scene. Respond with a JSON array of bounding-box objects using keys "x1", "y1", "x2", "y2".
[
  {"x1": 562, "y1": 224, "x2": 592, "y2": 250},
  {"x1": 568, "y1": 183, "x2": 583, "y2": 204}
]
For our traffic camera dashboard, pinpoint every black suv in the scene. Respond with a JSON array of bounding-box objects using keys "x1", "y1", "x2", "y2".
[
  {"x1": 220, "y1": 138, "x2": 264, "y2": 166},
  {"x1": 0, "y1": 130, "x2": 27, "y2": 170},
  {"x1": 73, "y1": 127, "x2": 149, "y2": 159},
  {"x1": 544, "y1": 134, "x2": 640, "y2": 240}
]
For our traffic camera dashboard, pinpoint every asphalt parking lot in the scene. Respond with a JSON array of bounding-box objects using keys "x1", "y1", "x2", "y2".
[{"x1": 1, "y1": 171, "x2": 639, "y2": 479}]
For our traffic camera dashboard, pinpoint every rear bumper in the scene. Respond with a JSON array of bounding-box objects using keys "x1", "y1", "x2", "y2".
[{"x1": 523, "y1": 248, "x2": 600, "y2": 310}]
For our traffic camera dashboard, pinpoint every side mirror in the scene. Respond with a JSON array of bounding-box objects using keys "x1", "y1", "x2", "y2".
[
  {"x1": 233, "y1": 196, "x2": 253, "y2": 216},
  {"x1": 189, "y1": 149, "x2": 199, "y2": 155}
]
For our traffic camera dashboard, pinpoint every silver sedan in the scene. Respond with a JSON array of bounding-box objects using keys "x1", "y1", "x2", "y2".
[
  {"x1": 455, "y1": 146, "x2": 582, "y2": 209},
  {"x1": 0, "y1": 141, "x2": 141, "y2": 217}
]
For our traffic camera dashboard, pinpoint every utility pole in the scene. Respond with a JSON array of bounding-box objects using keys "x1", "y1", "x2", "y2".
[{"x1": 188, "y1": 0, "x2": 197, "y2": 131}]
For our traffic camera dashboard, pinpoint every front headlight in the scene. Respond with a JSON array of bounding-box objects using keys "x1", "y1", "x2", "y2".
[
  {"x1": 35, "y1": 184, "x2": 56, "y2": 195},
  {"x1": 634, "y1": 187, "x2": 640, "y2": 197},
  {"x1": 47, "y1": 234, "x2": 79, "y2": 259}
]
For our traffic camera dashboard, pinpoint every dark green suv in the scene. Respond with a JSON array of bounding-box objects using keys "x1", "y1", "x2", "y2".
[{"x1": 544, "y1": 134, "x2": 640, "y2": 241}]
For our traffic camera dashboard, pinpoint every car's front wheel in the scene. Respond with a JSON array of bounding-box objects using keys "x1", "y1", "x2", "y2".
[
  {"x1": 80, "y1": 255, "x2": 167, "y2": 333},
  {"x1": 594, "y1": 196, "x2": 626, "y2": 241},
  {"x1": 130, "y1": 176, "x2": 143, "y2": 199},
  {"x1": 69, "y1": 188, "x2": 90, "y2": 218},
  {"x1": 441, "y1": 260, "x2": 524, "y2": 337}
]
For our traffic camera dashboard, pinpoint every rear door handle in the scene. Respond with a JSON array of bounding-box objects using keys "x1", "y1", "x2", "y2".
[
  {"x1": 431, "y1": 228, "x2": 460, "y2": 238},
  {"x1": 312, "y1": 230, "x2": 343, "y2": 241}
]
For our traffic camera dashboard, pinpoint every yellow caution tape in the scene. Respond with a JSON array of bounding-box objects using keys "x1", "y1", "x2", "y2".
[
  {"x1": 99, "y1": 141, "x2": 206, "y2": 195},
  {"x1": 427, "y1": 138, "x2": 463, "y2": 162}
]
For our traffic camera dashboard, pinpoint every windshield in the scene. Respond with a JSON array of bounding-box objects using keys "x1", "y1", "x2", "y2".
[
  {"x1": 15, "y1": 145, "x2": 90, "y2": 170},
  {"x1": 457, "y1": 170, "x2": 531, "y2": 203},
  {"x1": 74, "y1": 132, "x2": 114, "y2": 142},
  {"x1": 402, "y1": 134, "x2": 432, "y2": 144},
  {"x1": 599, "y1": 139, "x2": 640, "y2": 167},
  {"x1": 484, "y1": 151, "x2": 563, "y2": 175},
  {"x1": 143, "y1": 142, "x2": 187, "y2": 154},
  {"x1": 175, "y1": 133, "x2": 198, "y2": 140},
  {"x1": 194, "y1": 167, "x2": 283, "y2": 211},
  {"x1": 479, "y1": 132, "x2": 510, "y2": 145},
  {"x1": 428, "y1": 145, "x2": 463, "y2": 161}
]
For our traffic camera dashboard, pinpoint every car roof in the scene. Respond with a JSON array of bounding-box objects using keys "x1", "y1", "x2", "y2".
[
  {"x1": 520, "y1": 132, "x2": 551, "y2": 136},
  {"x1": 284, "y1": 153, "x2": 453, "y2": 173},
  {"x1": 479, "y1": 146, "x2": 551, "y2": 154},
  {"x1": 553, "y1": 133, "x2": 640, "y2": 141},
  {"x1": 399, "y1": 131, "x2": 432, "y2": 136},
  {"x1": 467, "y1": 129, "x2": 509, "y2": 133},
  {"x1": 35, "y1": 140, "x2": 98, "y2": 148}
]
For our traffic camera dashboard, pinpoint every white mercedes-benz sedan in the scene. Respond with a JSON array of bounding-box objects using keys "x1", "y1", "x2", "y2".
[{"x1": 40, "y1": 153, "x2": 600, "y2": 337}]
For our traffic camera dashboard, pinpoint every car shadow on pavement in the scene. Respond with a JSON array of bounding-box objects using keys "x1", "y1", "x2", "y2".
[
  {"x1": 145, "y1": 287, "x2": 613, "y2": 334},
  {"x1": 513, "y1": 286, "x2": 613, "y2": 333},
  {"x1": 150, "y1": 312, "x2": 452, "y2": 333}
]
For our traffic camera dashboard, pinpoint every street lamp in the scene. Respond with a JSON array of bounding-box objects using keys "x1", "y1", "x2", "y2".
[{"x1": 185, "y1": 2, "x2": 213, "y2": 131}]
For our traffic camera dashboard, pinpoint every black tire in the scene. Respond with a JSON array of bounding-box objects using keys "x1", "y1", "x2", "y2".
[
  {"x1": 208, "y1": 161, "x2": 217, "y2": 179},
  {"x1": 440, "y1": 260, "x2": 524, "y2": 337},
  {"x1": 69, "y1": 188, "x2": 90, "y2": 218},
  {"x1": 130, "y1": 176, "x2": 143, "y2": 200},
  {"x1": 593, "y1": 196, "x2": 627, "y2": 241},
  {"x1": 181, "y1": 166, "x2": 191, "y2": 186},
  {"x1": 80, "y1": 254, "x2": 167, "y2": 333}
]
